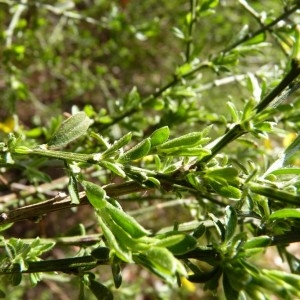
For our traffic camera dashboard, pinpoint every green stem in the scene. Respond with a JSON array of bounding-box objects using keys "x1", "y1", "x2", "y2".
[
  {"x1": 222, "y1": 3, "x2": 300, "y2": 54},
  {"x1": 0, "y1": 256, "x2": 107, "y2": 275},
  {"x1": 249, "y1": 182, "x2": 300, "y2": 205},
  {"x1": 185, "y1": 0, "x2": 197, "y2": 62},
  {"x1": 30, "y1": 148, "x2": 95, "y2": 163},
  {"x1": 271, "y1": 229, "x2": 300, "y2": 246},
  {"x1": 0, "y1": 182, "x2": 147, "y2": 225}
]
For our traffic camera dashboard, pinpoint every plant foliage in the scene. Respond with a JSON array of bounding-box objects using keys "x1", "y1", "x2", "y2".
[{"x1": 1, "y1": 0, "x2": 300, "y2": 299}]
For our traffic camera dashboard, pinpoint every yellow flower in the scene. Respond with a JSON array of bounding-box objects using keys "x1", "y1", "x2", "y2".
[
  {"x1": 181, "y1": 276, "x2": 196, "y2": 292},
  {"x1": 0, "y1": 117, "x2": 15, "y2": 133}
]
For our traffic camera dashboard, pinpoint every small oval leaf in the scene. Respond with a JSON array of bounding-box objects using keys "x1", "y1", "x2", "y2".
[
  {"x1": 97, "y1": 215, "x2": 132, "y2": 262},
  {"x1": 101, "y1": 161, "x2": 126, "y2": 178},
  {"x1": 158, "y1": 132, "x2": 203, "y2": 150},
  {"x1": 243, "y1": 236, "x2": 272, "y2": 249},
  {"x1": 82, "y1": 181, "x2": 107, "y2": 209},
  {"x1": 269, "y1": 208, "x2": 300, "y2": 220},
  {"x1": 102, "y1": 132, "x2": 132, "y2": 158},
  {"x1": 88, "y1": 280, "x2": 113, "y2": 300},
  {"x1": 145, "y1": 247, "x2": 176, "y2": 275},
  {"x1": 150, "y1": 126, "x2": 170, "y2": 147},
  {"x1": 105, "y1": 202, "x2": 150, "y2": 238},
  {"x1": 209, "y1": 180, "x2": 241, "y2": 200},
  {"x1": 224, "y1": 206, "x2": 237, "y2": 243},
  {"x1": 155, "y1": 232, "x2": 197, "y2": 255},
  {"x1": 48, "y1": 112, "x2": 91, "y2": 149},
  {"x1": 91, "y1": 247, "x2": 110, "y2": 261},
  {"x1": 68, "y1": 175, "x2": 80, "y2": 205},
  {"x1": 111, "y1": 262, "x2": 122, "y2": 288},
  {"x1": 118, "y1": 138, "x2": 151, "y2": 163}
]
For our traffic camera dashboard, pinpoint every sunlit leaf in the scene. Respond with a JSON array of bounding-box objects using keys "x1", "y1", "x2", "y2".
[
  {"x1": 104, "y1": 202, "x2": 150, "y2": 238},
  {"x1": 47, "y1": 112, "x2": 92, "y2": 149},
  {"x1": 269, "y1": 208, "x2": 300, "y2": 220},
  {"x1": 150, "y1": 126, "x2": 170, "y2": 147},
  {"x1": 81, "y1": 181, "x2": 107, "y2": 209},
  {"x1": 118, "y1": 138, "x2": 151, "y2": 163}
]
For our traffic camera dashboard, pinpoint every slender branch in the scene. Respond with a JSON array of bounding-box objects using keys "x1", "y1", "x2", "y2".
[
  {"x1": 185, "y1": 0, "x2": 197, "y2": 62},
  {"x1": 97, "y1": 77, "x2": 180, "y2": 131},
  {"x1": 0, "y1": 255, "x2": 108, "y2": 275},
  {"x1": 239, "y1": 0, "x2": 289, "y2": 56},
  {"x1": 249, "y1": 182, "x2": 300, "y2": 205},
  {"x1": 195, "y1": 59, "x2": 300, "y2": 165},
  {"x1": 271, "y1": 229, "x2": 300, "y2": 246},
  {"x1": 98, "y1": 4, "x2": 300, "y2": 132},
  {"x1": 0, "y1": 181, "x2": 147, "y2": 225},
  {"x1": 222, "y1": 3, "x2": 300, "y2": 54},
  {"x1": 5, "y1": 0, "x2": 27, "y2": 47}
]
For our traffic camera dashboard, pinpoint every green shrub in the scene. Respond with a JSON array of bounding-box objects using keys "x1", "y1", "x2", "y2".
[{"x1": 1, "y1": 0, "x2": 300, "y2": 299}]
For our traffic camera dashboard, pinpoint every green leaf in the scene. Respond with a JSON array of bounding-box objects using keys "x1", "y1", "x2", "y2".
[
  {"x1": 102, "y1": 132, "x2": 132, "y2": 158},
  {"x1": 175, "y1": 63, "x2": 192, "y2": 77},
  {"x1": 97, "y1": 215, "x2": 132, "y2": 262},
  {"x1": 158, "y1": 132, "x2": 204, "y2": 150},
  {"x1": 81, "y1": 181, "x2": 107, "y2": 209},
  {"x1": 243, "y1": 236, "x2": 272, "y2": 249},
  {"x1": 224, "y1": 206, "x2": 237, "y2": 243},
  {"x1": 104, "y1": 202, "x2": 150, "y2": 238},
  {"x1": 244, "y1": 32, "x2": 266, "y2": 46},
  {"x1": 144, "y1": 177, "x2": 161, "y2": 188},
  {"x1": 68, "y1": 174, "x2": 80, "y2": 205},
  {"x1": 206, "y1": 167, "x2": 239, "y2": 178},
  {"x1": 155, "y1": 232, "x2": 197, "y2": 255},
  {"x1": 164, "y1": 147, "x2": 211, "y2": 157},
  {"x1": 145, "y1": 247, "x2": 177, "y2": 275},
  {"x1": 10, "y1": 272, "x2": 22, "y2": 286},
  {"x1": 264, "y1": 269, "x2": 300, "y2": 289},
  {"x1": 47, "y1": 112, "x2": 91, "y2": 149},
  {"x1": 227, "y1": 101, "x2": 240, "y2": 123},
  {"x1": 209, "y1": 179, "x2": 241, "y2": 200},
  {"x1": 270, "y1": 168, "x2": 300, "y2": 175},
  {"x1": 88, "y1": 280, "x2": 113, "y2": 300},
  {"x1": 101, "y1": 161, "x2": 126, "y2": 177},
  {"x1": 118, "y1": 138, "x2": 151, "y2": 163},
  {"x1": 124, "y1": 86, "x2": 140, "y2": 109},
  {"x1": 133, "y1": 254, "x2": 175, "y2": 284},
  {"x1": 188, "y1": 266, "x2": 222, "y2": 283},
  {"x1": 223, "y1": 271, "x2": 240, "y2": 300},
  {"x1": 91, "y1": 247, "x2": 110, "y2": 261},
  {"x1": 255, "y1": 121, "x2": 275, "y2": 132},
  {"x1": 192, "y1": 223, "x2": 206, "y2": 238},
  {"x1": 13, "y1": 146, "x2": 33, "y2": 154},
  {"x1": 269, "y1": 208, "x2": 300, "y2": 220},
  {"x1": 247, "y1": 73, "x2": 262, "y2": 102},
  {"x1": 111, "y1": 261, "x2": 122, "y2": 288},
  {"x1": 172, "y1": 27, "x2": 185, "y2": 40},
  {"x1": 150, "y1": 126, "x2": 170, "y2": 147},
  {"x1": 200, "y1": 0, "x2": 219, "y2": 12}
]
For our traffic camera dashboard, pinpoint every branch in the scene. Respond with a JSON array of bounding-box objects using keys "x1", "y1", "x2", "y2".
[
  {"x1": 0, "y1": 181, "x2": 147, "y2": 225},
  {"x1": 222, "y1": 3, "x2": 300, "y2": 54},
  {"x1": 0, "y1": 255, "x2": 108, "y2": 274}
]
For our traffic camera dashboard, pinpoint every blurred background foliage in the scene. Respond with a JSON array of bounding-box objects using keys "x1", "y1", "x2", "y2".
[{"x1": 1, "y1": 0, "x2": 296, "y2": 126}]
